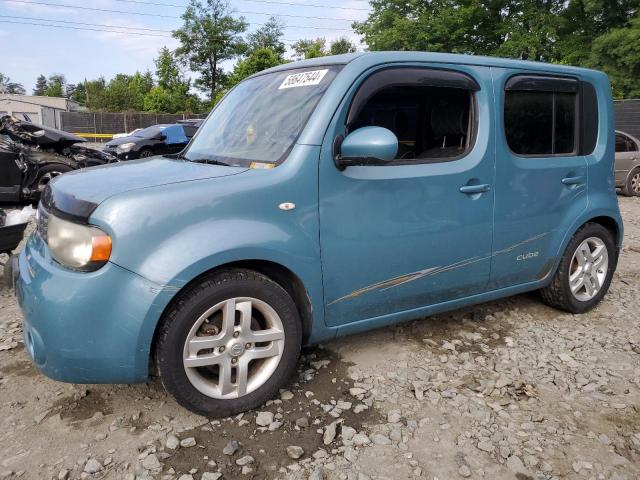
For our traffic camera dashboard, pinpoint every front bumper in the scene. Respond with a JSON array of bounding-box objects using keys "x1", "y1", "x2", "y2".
[
  {"x1": 102, "y1": 148, "x2": 136, "y2": 160},
  {"x1": 16, "y1": 233, "x2": 171, "y2": 383}
]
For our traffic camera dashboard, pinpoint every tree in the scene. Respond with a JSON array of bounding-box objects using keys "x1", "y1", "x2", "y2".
[
  {"x1": 44, "y1": 74, "x2": 66, "y2": 97},
  {"x1": 247, "y1": 16, "x2": 286, "y2": 58},
  {"x1": 0, "y1": 73, "x2": 25, "y2": 94},
  {"x1": 330, "y1": 37, "x2": 357, "y2": 55},
  {"x1": 84, "y1": 78, "x2": 107, "y2": 110},
  {"x1": 173, "y1": 0, "x2": 247, "y2": 100},
  {"x1": 67, "y1": 82, "x2": 87, "y2": 104},
  {"x1": 228, "y1": 47, "x2": 284, "y2": 87},
  {"x1": 589, "y1": 16, "x2": 640, "y2": 98},
  {"x1": 33, "y1": 74, "x2": 48, "y2": 96},
  {"x1": 155, "y1": 47, "x2": 183, "y2": 91},
  {"x1": 292, "y1": 38, "x2": 327, "y2": 59}
]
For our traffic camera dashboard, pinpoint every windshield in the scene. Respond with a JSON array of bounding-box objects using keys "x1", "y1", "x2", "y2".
[
  {"x1": 134, "y1": 125, "x2": 166, "y2": 138},
  {"x1": 183, "y1": 65, "x2": 342, "y2": 166}
]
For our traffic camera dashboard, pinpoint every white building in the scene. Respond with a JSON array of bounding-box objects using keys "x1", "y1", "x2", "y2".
[{"x1": 0, "y1": 94, "x2": 85, "y2": 128}]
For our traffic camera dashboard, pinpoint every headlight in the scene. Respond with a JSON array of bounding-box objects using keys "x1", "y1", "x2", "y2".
[
  {"x1": 47, "y1": 215, "x2": 112, "y2": 271},
  {"x1": 117, "y1": 142, "x2": 136, "y2": 152}
]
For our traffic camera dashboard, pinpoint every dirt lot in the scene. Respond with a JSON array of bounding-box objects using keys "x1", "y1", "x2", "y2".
[{"x1": 1, "y1": 197, "x2": 639, "y2": 480}]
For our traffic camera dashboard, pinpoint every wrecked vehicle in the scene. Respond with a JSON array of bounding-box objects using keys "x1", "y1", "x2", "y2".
[
  {"x1": 0, "y1": 207, "x2": 30, "y2": 288},
  {"x1": 0, "y1": 115, "x2": 116, "y2": 203}
]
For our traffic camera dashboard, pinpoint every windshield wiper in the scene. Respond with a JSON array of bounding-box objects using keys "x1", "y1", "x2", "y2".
[
  {"x1": 190, "y1": 158, "x2": 231, "y2": 166},
  {"x1": 178, "y1": 155, "x2": 230, "y2": 166}
]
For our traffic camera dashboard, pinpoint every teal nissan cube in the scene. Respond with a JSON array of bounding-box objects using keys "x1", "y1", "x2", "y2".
[{"x1": 15, "y1": 52, "x2": 623, "y2": 416}]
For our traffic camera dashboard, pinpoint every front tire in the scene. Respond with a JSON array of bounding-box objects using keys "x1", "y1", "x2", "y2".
[
  {"x1": 541, "y1": 223, "x2": 616, "y2": 313},
  {"x1": 155, "y1": 269, "x2": 302, "y2": 417},
  {"x1": 138, "y1": 148, "x2": 154, "y2": 158}
]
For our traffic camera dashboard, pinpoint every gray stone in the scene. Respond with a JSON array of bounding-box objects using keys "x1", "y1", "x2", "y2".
[
  {"x1": 223, "y1": 440, "x2": 240, "y2": 455},
  {"x1": 165, "y1": 434, "x2": 180, "y2": 450},
  {"x1": 201, "y1": 473, "x2": 222, "y2": 480},
  {"x1": 286, "y1": 446, "x2": 304, "y2": 459},
  {"x1": 142, "y1": 454, "x2": 161, "y2": 471},
  {"x1": 323, "y1": 421, "x2": 338, "y2": 445},
  {"x1": 235, "y1": 455, "x2": 255, "y2": 466},
  {"x1": 180, "y1": 437, "x2": 197, "y2": 448},
  {"x1": 83, "y1": 459, "x2": 102, "y2": 474},
  {"x1": 371, "y1": 433, "x2": 391, "y2": 445},
  {"x1": 458, "y1": 465, "x2": 471, "y2": 478},
  {"x1": 256, "y1": 411, "x2": 274, "y2": 426},
  {"x1": 309, "y1": 467, "x2": 326, "y2": 480}
]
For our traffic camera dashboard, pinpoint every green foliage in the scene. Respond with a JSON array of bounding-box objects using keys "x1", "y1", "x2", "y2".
[
  {"x1": 228, "y1": 48, "x2": 285, "y2": 87},
  {"x1": 330, "y1": 37, "x2": 358, "y2": 55},
  {"x1": 0, "y1": 73, "x2": 25, "y2": 94},
  {"x1": 247, "y1": 17, "x2": 286, "y2": 58},
  {"x1": 292, "y1": 37, "x2": 357, "y2": 60},
  {"x1": 589, "y1": 16, "x2": 640, "y2": 98},
  {"x1": 173, "y1": 0, "x2": 248, "y2": 100},
  {"x1": 33, "y1": 74, "x2": 48, "y2": 96},
  {"x1": 292, "y1": 38, "x2": 327, "y2": 59},
  {"x1": 354, "y1": 0, "x2": 640, "y2": 97},
  {"x1": 43, "y1": 74, "x2": 66, "y2": 97}
]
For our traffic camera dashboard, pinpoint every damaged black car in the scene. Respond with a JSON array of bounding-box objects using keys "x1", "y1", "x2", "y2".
[{"x1": 0, "y1": 115, "x2": 117, "y2": 204}]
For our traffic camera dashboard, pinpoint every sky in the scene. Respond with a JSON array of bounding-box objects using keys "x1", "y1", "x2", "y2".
[{"x1": 0, "y1": 0, "x2": 370, "y2": 93}]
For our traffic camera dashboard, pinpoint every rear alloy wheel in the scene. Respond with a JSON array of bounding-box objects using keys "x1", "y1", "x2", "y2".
[
  {"x1": 155, "y1": 269, "x2": 302, "y2": 417},
  {"x1": 622, "y1": 169, "x2": 640, "y2": 196},
  {"x1": 541, "y1": 223, "x2": 615, "y2": 313}
]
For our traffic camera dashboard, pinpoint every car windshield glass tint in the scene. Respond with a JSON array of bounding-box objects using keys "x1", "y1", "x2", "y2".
[
  {"x1": 134, "y1": 126, "x2": 165, "y2": 138},
  {"x1": 183, "y1": 65, "x2": 342, "y2": 165}
]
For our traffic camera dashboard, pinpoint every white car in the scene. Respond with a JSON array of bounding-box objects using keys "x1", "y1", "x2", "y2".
[{"x1": 112, "y1": 128, "x2": 142, "y2": 140}]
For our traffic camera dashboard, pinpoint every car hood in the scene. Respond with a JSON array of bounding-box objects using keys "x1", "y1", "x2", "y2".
[
  {"x1": 104, "y1": 136, "x2": 141, "y2": 146},
  {"x1": 44, "y1": 157, "x2": 248, "y2": 221}
]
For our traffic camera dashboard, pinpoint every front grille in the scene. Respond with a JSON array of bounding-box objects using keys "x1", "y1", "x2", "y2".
[{"x1": 36, "y1": 203, "x2": 49, "y2": 243}]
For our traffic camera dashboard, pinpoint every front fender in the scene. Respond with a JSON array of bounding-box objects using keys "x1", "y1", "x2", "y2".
[{"x1": 90, "y1": 145, "x2": 332, "y2": 343}]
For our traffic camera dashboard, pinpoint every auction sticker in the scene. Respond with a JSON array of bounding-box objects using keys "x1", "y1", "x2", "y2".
[{"x1": 279, "y1": 69, "x2": 328, "y2": 89}]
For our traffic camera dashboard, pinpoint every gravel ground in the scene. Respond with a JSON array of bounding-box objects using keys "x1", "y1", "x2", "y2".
[{"x1": 0, "y1": 197, "x2": 639, "y2": 480}]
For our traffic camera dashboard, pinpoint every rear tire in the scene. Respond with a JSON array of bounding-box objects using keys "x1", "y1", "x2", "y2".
[
  {"x1": 155, "y1": 269, "x2": 302, "y2": 417},
  {"x1": 540, "y1": 223, "x2": 616, "y2": 313},
  {"x1": 621, "y1": 168, "x2": 640, "y2": 196}
]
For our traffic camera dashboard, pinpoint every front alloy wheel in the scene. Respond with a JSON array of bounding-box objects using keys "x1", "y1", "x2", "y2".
[
  {"x1": 155, "y1": 269, "x2": 302, "y2": 417},
  {"x1": 183, "y1": 297, "x2": 285, "y2": 399}
]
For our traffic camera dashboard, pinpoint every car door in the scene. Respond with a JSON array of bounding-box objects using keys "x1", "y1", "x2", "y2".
[
  {"x1": 319, "y1": 64, "x2": 496, "y2": 327},
  {"x1": 490, "y1": 70, "x2": 589, "y2": 289},
  {"x1": 615, "y1": 132, "x2": 640, "y2": 186}
]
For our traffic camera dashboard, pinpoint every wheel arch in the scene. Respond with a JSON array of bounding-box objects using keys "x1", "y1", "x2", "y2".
[{"x1": 149, "y1": 259, "x2": 315, "y2": 374}]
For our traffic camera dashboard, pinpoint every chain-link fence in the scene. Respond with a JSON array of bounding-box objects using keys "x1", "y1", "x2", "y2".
[{"x1": 60, "y1": 112, "x2": 208, "y2": 143}]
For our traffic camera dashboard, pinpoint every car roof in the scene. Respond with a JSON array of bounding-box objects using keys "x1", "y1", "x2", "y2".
[{"x1": 255, "y1": 51, "x2": 605, "y2": 78}]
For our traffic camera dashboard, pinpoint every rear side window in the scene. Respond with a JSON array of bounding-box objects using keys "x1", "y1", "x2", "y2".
[{"x1": 504, "y1": 75, "x2": 578, "y2": 156}]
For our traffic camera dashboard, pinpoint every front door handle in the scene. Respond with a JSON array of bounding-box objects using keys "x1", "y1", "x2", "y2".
[
  {"x1": 561, "y1": 175, "x2": 585, "y2": 186},
  {"x1": 460, "y1": 184, "x2": 491, "y2": 194}
]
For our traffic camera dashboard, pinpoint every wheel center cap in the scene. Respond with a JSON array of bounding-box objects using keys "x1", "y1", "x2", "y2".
[{"x1": 230, "y1": 343, "x2": 245, "y2": 357}]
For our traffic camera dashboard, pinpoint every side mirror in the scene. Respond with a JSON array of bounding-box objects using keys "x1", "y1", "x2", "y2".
[
  {"x1": 156, "y1": 133, "x2": 167, "y2": 141},
  {"x1": 334, "y1": 126, "x2": 398, "y2": 170}
]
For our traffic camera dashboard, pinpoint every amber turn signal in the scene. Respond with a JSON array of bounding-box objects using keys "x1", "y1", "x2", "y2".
[{"x1": 91, "y1": 236, "x2": 112, "y2": 262}]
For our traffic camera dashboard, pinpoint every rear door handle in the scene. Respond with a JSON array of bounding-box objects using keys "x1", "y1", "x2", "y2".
[
  {"x1": 561, "y1": 175, "x2": 585, "y2": 186},
  {"x1": 459, "y1": 184, "x2": 491, "y2": 194}
]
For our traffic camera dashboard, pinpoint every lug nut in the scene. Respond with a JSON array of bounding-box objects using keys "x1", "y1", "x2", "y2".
[
  {"x1": 231, "y1": 358, "x2": 238, "y2": 364},
  {"x1": 219, "y1": 346, "x2": 225, "y2": 353},
  {"x1": 245, "y1": 343, "x2": 252, "y2": 349},
  {"x1": 233, "y1": 331, "x2": 240, "y2": 338}
]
